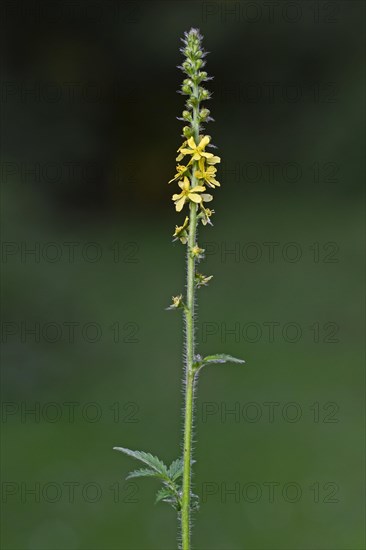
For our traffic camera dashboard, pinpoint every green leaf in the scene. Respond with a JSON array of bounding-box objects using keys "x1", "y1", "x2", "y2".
[
  {"x1": 155, "y1": 486, "x2": 182, "y2": 511},
  {"x1": 202, "y1": 354, "x2": 245, "y2": 365},
  {"x1": 126, "y1": 468, "x2": 161, "y2": 480},
  {"x1": 113, "y1": 447, "x2": 169, "y2": 478},
  {"x1": 155, "y1": 487, "x2": 174, "y2": 504},
  {"x1": 114, "y1": 449, "x2": 185, "y2": 510},
  {"x1": 193, "y1": 353, "x2": 245, "y2": 372},
  {"x1": 168, "y1": 458, "x2": 184, "y2": 482}
]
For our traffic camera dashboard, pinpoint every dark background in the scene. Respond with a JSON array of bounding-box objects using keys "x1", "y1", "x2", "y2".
[{"x1": 1, "y1": 1, "x2": 365, "y2": 549}]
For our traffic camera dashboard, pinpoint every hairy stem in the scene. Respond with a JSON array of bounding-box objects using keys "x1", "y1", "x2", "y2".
[
  {"x1": 181, "y1": 82, "x2": 200, "y2": 550},
  {"x1": 181, "y1": 204, "x2": 197, "y2": 549}
]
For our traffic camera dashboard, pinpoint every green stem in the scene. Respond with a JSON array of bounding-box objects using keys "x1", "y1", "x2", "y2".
[
  {"x1": 181, "y1": 203, "x2": 197, "y2": 550},
  {"x1": 181, "y1": 83, "x2": 200, "y2": 550}
]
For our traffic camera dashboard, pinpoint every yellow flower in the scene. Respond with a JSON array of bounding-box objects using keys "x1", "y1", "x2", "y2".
[
  {"x1": 199, "y1": 205, "x2": 215, "y2": 226},
  {"x1": 178, "y1": 135, "x2": 214, "y2": 161},
  {"x1": 172, "y1": 176, "x2": 212, "y2": 212},
  {"x1": 195, "y1": 158, "x2": 220, "y2": 188},
  {"x1": 167, "y1": 294, "x2": 184, "y2": 310},
  {"x1": 169, "y1": 164, "x2": 189, "y2": 184},
  {"x1": 173, "y1": 216, "x2": 189, "y2": 244}
]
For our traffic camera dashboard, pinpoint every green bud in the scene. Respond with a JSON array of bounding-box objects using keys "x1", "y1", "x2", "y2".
[
  {"x1": 199, "y1": 88, "x2": 210, "y2": 101},
  {"x1": 187, "y1": 97, "x2": 198, "y2": 109},
  {"x1": 182, "y1": 110, "x2": 192, "y2": 121},
  {"x1": 178, "y1": 29, "x2": 214, "y2": 144},
  {"x1": 199, "y1": 108, "x2": 210, "y2": 120},
  {"x1": 183, "y1": 126, "x2": 193, "y2": 138},
  {"x1": 182, "y1": 60, "x2": 194, "y2": 76}
]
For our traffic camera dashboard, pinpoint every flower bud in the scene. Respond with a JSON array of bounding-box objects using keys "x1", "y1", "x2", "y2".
[
  {"x1": 183, "y1": 126, "x2": 193, "y2": 138},
  {"x1": 187, "y1": 97, "x2": 198, "y2": 109},
  {"x1": 182, "y1": 110, "x2": 192, "y2": 121},
  {"x1": 199, "y1": 108, "x2": 210, "y2": 120},
  {"x1": 182, "y1": 60, "x2": 194, "y2": 75},
  {"x1": 199, "y1": 88, "x2": 210, "y2": 101}
]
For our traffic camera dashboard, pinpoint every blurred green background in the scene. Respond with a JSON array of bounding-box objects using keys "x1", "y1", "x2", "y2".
[{"x1": 1, "y1": 1, "x2": 365, "y2": 549}]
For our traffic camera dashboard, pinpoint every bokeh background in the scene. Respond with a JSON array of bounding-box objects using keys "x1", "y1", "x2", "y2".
[{"x1": 1, "y1": 1, "x2": 365, "y2": 549}]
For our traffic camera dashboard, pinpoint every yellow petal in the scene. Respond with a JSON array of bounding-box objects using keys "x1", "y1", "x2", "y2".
[
  {"x1": 175, "y1": 196, "x2": 186, "y2": 212},
  {"x1": 199, "y1": 135, "x2": 210, "y2": 149},
  {"x1": 207, "y1": 155, "x2": 221, "y2": 164},
  {"x1": 187, "y1": 137, "x2": 197, "y2": 149},
  {"x1": 189, "y1": 193, "x2": 202, "y2": 203},
  {"x1": 192, "y1": 185, "x2": 206, "y2": 192},
  {"x1": 201, "y1": 152, "x2": 214, "y2": 159},
  {"x1": 180, "y1": 148, "x2": 193, "y2": 155},
  {"x1": 182, "y1": 176, "x2": 190, "y2": 190},
  {"x1": 198, "y1": 158, "x2": 205, "y2": 171},
  {"x1": 172, "y1": 193, "x2": 183, "y2": 200},
  {"x1": 195, "y1": 171, "x2": 204, "y2": 179}
]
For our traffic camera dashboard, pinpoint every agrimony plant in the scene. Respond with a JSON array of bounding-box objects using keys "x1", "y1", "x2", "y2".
[{"x1": 114, "y1": 28, "x2": 245, "y2": 550}]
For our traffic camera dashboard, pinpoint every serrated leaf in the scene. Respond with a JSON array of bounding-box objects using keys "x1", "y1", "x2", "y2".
[
  {"x1": 155, "y1": 486, "x2": 182, "y2": 511},
  {"x1": 113, "y1": 447, "x2": 169, "y2": 477},
  {"x1": 168, "y1": 458, "x2": 184, "y2": 482},
  {"x1": 126, "y1": 468, "x2": 160, "y2": 480},
  {"x1": 155, "y1": 486, "x2": 174, "y2": 504}
]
